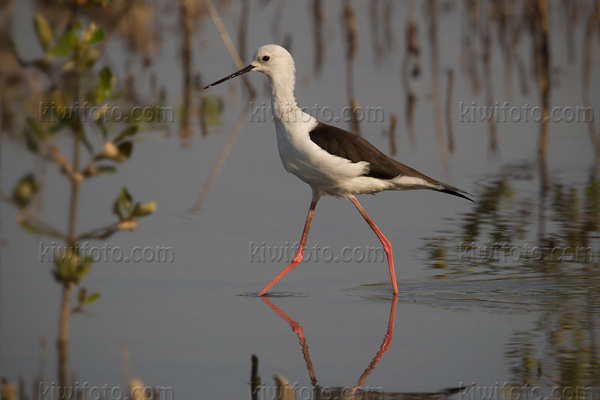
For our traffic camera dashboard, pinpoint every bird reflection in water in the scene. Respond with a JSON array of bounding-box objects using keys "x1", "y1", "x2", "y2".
[{"x1": 253, "y1": 296, "x2": 472, "y2": 400}]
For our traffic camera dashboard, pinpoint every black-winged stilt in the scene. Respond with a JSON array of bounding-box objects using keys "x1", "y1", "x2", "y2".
[{"x1": 204, "y1": 44, "x2": 473, "y2": 296}]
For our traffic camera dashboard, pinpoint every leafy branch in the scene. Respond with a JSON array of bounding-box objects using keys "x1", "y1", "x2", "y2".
[{"x1": 5, "y1": 6, "x2": 159, "y2": 398}]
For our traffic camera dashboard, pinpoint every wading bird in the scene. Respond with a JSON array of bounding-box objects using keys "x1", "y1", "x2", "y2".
[{"x1": 204, "y1": 45, "x2": 472, "y2": 296}]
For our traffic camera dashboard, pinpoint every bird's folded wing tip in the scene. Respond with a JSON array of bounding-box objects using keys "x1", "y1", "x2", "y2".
[{"x1": 437, "y1": 187, "x2": 475, "y2": 202}]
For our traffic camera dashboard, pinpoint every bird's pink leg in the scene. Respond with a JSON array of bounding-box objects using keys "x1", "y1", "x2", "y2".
[
  {"x1": 258, "y1": 196, "x2": 319, "y2": 296},
  {"x1": 349, "y1": 196, "x2": 399, "y2": 294}
]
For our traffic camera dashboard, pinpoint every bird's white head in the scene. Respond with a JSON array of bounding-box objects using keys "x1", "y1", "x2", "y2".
[
  {"x1": 249, "y1": 45, "x2": 295, "y2": 80},
  {"x1": 204, "y1": 44, "x2": 296, "y2": 91},
  {"x1": 204, "y1": 44, "x2": 299, "y2": 118}
]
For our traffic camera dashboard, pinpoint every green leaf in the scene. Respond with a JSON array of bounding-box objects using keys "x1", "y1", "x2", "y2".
[
  {"x1": 112, "y1": 199, "x2": 124, "y2": 220},
  {"x1": 34, "y1": 14, "x2": 53, "y2": 52},
  {"x1": 50, "y1": 28, "x2": 77, "y2": 57},
  {"x1": 114, "y1": 125, "x2": 138, "y2": 144},
  {"x1": 100, "y1": 66, "x2": 113, "y2": 84},
  {"x1": 53, "y1": 248, "x2": 79, "y2": 283},
  {"x1": 59, "y1": 59, "x2": 75, "y2": 71},
  {"x1": 74, "y1": 256, "x2": 93, "y2": 282},
  {"x1": 77, "y1": 287, "x2": 88, "y2": 304},
  {"x1": 132, "y1": 201, "x2": 156, "y2": 217},
  {"x1": 86, "y1": 227, "x2": 119, "y2": 240},
  {"x1": 77, "y1": 224, "x2": 120, "y2": 241},
  {"x1": 83, "y1": 46, "x2": 100, "y2": 68},
  {"x1": 88, "y1": 27, "x2": 105, "y2": 45},
  {"x1": 49, "y1": 117, "x2": 70, "y2": 134},
  {"x1": 21, "y1": 221, "x2": 47, "y2": 235},
  {"x1": 54, "y1": 250, "x2": 94, "y2": 284},
  {"x1": 82, "y1": 292, "x2": 100, "y2": 306},
  {"x1": 18, "y1": 219, "x2": 65, "y2": 239},
  {"x1": 53, "y1": 269, "x2": 66, "y2": 283},
  {"x1": 12, "y1": 173, "x2": 38, "y2": 209},
  {"x1": 116, "y1": 141, "x2": 133, "y2": 163},
  {"x1": 94, "y1": 66, "x2": 115, "y2": 102},
  {"x1": 120, "y1": 187, "x2": 133, "y2": 209},
  {"x1": 113, "y1": 187, "x2": 133, "y2": 220},
  {"x1": 96, "y1": 165, "x2": 118, "y2": 175}
]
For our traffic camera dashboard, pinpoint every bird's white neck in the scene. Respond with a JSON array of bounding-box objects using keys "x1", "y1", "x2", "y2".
[{"x1": 267, "y1": 72, "x2": 299, "y2": 121}]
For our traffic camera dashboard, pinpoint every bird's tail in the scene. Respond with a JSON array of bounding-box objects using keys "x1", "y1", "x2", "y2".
[{"x1": 434, "y1": 182, "x2": 474, "y2": 202}]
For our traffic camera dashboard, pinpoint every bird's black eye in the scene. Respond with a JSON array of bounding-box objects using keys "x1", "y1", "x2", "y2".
[{"x1": 262, "y1": 55, "x2": 270, "y2": 62}]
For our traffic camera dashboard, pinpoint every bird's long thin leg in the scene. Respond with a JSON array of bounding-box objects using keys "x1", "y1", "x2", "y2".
[
  {"x1": 258, "y1": 196, "x2": 319, "y2": 296},
  {"x1": 349, "y1": 196, "x2": 399, "y2": 294}
]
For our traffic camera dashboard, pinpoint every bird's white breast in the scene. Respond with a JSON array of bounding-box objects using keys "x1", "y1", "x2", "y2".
[{"x1": 273, "y1": 109, "x2": 376, "y2": 197}]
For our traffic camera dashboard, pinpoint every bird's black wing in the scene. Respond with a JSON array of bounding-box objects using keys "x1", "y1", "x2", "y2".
[
  {"x1": 309, "y1": 122, "x2": 474, "y2": 201},
  {"x1": 308, "y1": 122, "x2": 432, "y2": 181}
]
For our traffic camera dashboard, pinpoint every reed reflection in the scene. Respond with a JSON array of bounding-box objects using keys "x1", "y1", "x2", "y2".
[
  {"x1": 401, "y1": 2, "x2": 419, "y2": 150},
  {"x1": 341, "y1": 0, "x2": 360, "y2": 136},
  {"x1": 422, "y1": 161, "x2": 600, "y2": 390},
  {"x1": 427, "y1": 0, "x2": 450, "y2": 176},
  {"x1": 424, "y1": 162, "x2": 599, "y2": 275}
]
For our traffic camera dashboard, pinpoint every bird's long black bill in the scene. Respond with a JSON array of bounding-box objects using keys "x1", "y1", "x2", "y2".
[{"x1": 204, "y1": 64, "x2": 255, "y2": 89}]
